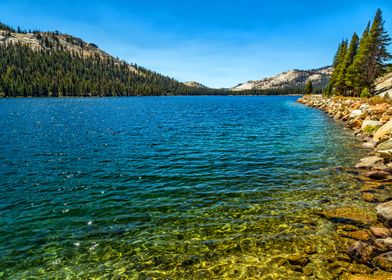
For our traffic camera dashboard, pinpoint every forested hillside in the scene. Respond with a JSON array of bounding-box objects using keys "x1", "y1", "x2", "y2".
[
  {"x1": 0, "y1": 22, "x2": 317, "y2": 97},
  {"x1": 0, "y1": 23, "x2": 237, "y2": 97}
]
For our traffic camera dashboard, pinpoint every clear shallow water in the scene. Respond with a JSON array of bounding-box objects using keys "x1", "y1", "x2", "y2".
[{"x1": 0, "y1": 96, "x2": 368, "y2": 279}]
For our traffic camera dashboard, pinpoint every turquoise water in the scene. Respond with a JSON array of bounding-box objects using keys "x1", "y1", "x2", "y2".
[{"x1": 0, "y1": 96, "x2": 367, "y2": 279}]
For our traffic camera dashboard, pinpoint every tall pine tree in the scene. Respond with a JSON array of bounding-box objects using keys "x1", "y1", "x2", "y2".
[
  {"x1": 327, "y1": 39, "x2": 348, "y2": 96},
  {"x1": 335, "y1": 33, "x2": 359, "y2": 95},
  {"x1": 345, "y1": 22, "x2": 371, "y2": 95},
  {"x1": 366, "y1": 8, "x2": 392, "y2": 87}
]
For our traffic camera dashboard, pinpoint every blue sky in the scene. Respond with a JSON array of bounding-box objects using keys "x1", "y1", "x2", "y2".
[{"x1": 1, "y1": 1, "x2": 392, "y2": 88}]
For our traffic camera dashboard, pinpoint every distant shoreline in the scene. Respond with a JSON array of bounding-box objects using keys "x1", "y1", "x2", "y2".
[{"x1": 0, "y1": 94, "x2": 303, "y2": 98}]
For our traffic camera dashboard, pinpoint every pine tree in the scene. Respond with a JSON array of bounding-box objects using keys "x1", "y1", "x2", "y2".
[
  {"x1": 345, "y1": 9, "x2": 391, "y2": 96},
  {"x1": 366, "y1": 8, "x2": 392, "y2": 87},
  {"x1": 335, "y1": 33, "x2": 359, "y2": 95},
  {"x1": 305, "y1": 80, "x2": 313, "y2": 94},
  {"x1": 345, "y1": 22, "x2": 371, "y2": 96},
  {"x1": 327, "y1": 40, "x2": 348, "y2": 96}
]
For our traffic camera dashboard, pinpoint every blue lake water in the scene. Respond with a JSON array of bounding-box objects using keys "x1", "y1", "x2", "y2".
[{"x1": 0, "y1": 96, "x2": 368, "y2": 278}]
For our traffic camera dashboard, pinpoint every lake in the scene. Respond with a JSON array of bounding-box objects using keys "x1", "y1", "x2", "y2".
[{"x1": 0, "y1": 96, "x2": 368, "y2": 278}]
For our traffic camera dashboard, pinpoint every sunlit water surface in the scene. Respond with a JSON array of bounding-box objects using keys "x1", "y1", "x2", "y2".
[{"x1": 0, "y1": 96, "x2": 368, "y2": 279}]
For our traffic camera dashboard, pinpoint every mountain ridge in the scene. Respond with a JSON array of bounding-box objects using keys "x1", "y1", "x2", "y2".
[{"x1": 231, "y1": 66, "x2": 333, "y2": 91}]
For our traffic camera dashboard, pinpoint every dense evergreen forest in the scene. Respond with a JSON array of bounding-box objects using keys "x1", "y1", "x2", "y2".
[
  {"x1": 0, "y1": 23, "x2": 311, "y2": 97},
  {"x1": 327, "y1": 9, "x2": 392, "y2": 97}
]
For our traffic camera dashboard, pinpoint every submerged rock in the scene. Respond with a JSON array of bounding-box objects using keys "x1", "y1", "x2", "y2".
[
  {"x1": 347, "y1": 241, "x2": 380, "y2": 264},
  {"x1": 374, "y1": 238, "x2": 392, "y2": 251},
  {"x1": 362, "y1": 193, "x2": 378, "y2": 203},
  {"x1": 355, "y1": 156, "x2": 384, "y2": 169},
  {"x1": 339, "y1": 230, "x2": 370, "y2": 241},
  {"x1": 376, "y1": 201, "x2": 392, "y2": 227},
  {"x1": 287, "y1": 253, "x2": 309, "y2": 267},
  {"x1": 365, "y1": 170, "x2": 391, "y2": 180},
  {"x1": 371, "y1": 227, "x2": 392, "y2": 238},
  {"x1": 320, "y1": 207, "x2": 376, "y2": 225},
  {"x1": 373, "y1": 252, "x2": 392, "y2": 272},
  {"x1": 343, "y1": 272, "x2": 392, "y2": 279}
]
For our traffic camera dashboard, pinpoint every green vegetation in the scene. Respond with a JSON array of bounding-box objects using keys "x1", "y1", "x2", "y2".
[
  {"x1": 305, "y1": 80, "x2": 313, "y2": 94},
  {"x1": 0, "y1": 22, "x2": 316, "y2": 97},
  {"x1": 326, "y1": 9, "x2": 391, "y2": 97}
]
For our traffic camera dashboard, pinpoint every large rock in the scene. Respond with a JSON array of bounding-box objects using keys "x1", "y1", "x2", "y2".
[
  {"x1": 376, "y1": 149, "x2": 392, "y2": 162},
  {"x1": 364, "y1": 141, "x2": 378, "y2": 149},
  {"x1": 365, "y1": 170, "x2": 391, "y2": 180},
  {"x1": 348, "y1": 241, "x2": 380, "y2": 264},
  {"x1": 361, "y1": 120, "x2": 382, "y2": 132},
  {"x1": 374, "y1": 120, "x2": 392, "y2": 141},
  {"x1": 373, "y1": 251, "x2": 392, "y2": 272},
  {"x1": 339, "y1": 230, "x2": 370, "y2": 241},
  {"x1": 374, "y1": 238, "x2": 392, "y2": 251},
  {"x1": 350, "y1": 110, "x2": 364, "y2": 119},
  {"x1": 355, "y1": 156, "x2": 384, "y2": 169},
  {"x1": 377, "y1": 139, "x2": 392, "y2": 151},
  {"x1": 370, "y1": 227, "x2": 392, "y2": 238},
  {"x1": 376, "y1": 201, "x2": 392, "y2": 227},
  {"x1": 370, "y1": 103, "x2": 390, "y2": 114}
]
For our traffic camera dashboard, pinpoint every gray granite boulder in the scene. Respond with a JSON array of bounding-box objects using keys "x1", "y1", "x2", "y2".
[{"x1": 376, "y1": 201, "x2": 392, "y2": 227}]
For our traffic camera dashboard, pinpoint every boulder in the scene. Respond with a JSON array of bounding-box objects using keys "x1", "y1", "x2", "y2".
[
  {"x1": 374, "y1": 120, "x2": 392, "y2": 141},
  {"x1": 371, "y1": 227, "x2": 392, "y2": 238},
  {"x1": 347, "y1": 241, "x2": 380, "y2": 264},
  {"x1": 370, "y1": 103, "x2": 390, "y2": 114},
  {"x1": 373, "y1": 251, "x2": 392, "y2": 272},
  {"x1": 339, "y1": 230, "x2": 370, "y2": 241},
  {"x1": 376, "y1": 149, "x2": 392, "y2": 162},
  {"x1": 350, "y1": 110, "x2": 364, "y2": 119},
  {"x1": 364, "y1": 141, "x2": 378, "y2": 149},
  {"x1": 374, "y1": 238, "x2": 392, "y2": 251},
  {"x1": 365, "y1": 170, "x2": 390, "y2": 180},
  {"x1": 376, "y1": 201, "x2": 392, "y2": 227},
  {"x1": 351, "y1": 101, "x2": 362, "y2": 110},
  {"x1": 380, "y1": 113, "x2": 391, "y2": 124},
  {"x1": 359, "y1": 104, "x2": 370, "y2": 111},
  {"x1": 377, "y1": 139, "x2": 392, "y2": 151},
  {"x1": 355, "y1": 156, "x2": 384, "y2": 169},
  {"x1": 362, "y1": 120, "x2": 382, "y2": 131}
]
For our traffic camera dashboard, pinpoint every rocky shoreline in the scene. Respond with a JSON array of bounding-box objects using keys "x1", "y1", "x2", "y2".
[{"x1": 298, "y1": 94, "x2": 392, "y2": 279}]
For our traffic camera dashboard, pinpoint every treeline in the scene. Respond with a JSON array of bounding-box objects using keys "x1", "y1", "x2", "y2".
[
  {"x1": 326, "y1": 9, "x2": 391, "y2": 97},
  {"x1": 0, "y1": 43, "x2": 192, "y2": 97},
  {"x1": 0, "y1": 41, "x2": 306, "y2": 97},
  {"x1": 0, "y1": 21, "x2": 312, "y2": 97}
]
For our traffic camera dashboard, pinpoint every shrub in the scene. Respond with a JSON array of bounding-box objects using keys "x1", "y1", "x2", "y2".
[{"x1": 360, "y1": 87, "x2": 371, "y2": 98}]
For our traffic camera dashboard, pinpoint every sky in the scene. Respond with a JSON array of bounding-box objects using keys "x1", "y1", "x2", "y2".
[{"x1": 1, "y1": 1, "x2": 392, "y2": 88}]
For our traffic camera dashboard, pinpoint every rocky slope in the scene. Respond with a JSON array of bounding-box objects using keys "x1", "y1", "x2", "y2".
[
  {"x1": 376, "y1": 72, "x2": 392, "y2": 97},
  {"x1": 183, "y1": 81, "x2": 208, "y2": 88},
  {"x1": 231, "y1": 67, "x2": 332, "y2": 91},
  {"x1": 298, "y1": 94, "x2": 392, "y2": 278}
]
